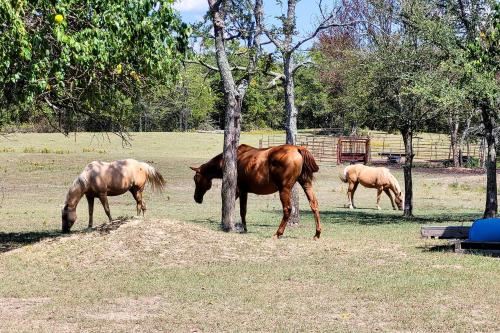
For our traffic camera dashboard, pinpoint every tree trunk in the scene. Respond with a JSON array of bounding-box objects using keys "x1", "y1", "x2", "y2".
[
  {"x1": 283, "y1": 53, "x2": 300, "y2": 226},
  {"x1": 209, "y1": 0, "x2": 240, "y2": 231},
  {"x1": 449, "y1": 115, "x2": 460, "y2": 167},
  {"x1": 458, "y1": 114, "x2": 473, "y2": 167},
  {"x1": 220, "y1": 94, "x2": 242, "y2": 231},
  {"x1": 481, "y1": 104, "x2": 497, "y2": 218},
  {"x1": 401, "y1": 127, "x2": 414, "y2": 218}
]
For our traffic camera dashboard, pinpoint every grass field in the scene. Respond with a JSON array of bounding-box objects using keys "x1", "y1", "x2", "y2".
[{"x1": 0, "y1": 132, "x2": 498, "y2": 332}]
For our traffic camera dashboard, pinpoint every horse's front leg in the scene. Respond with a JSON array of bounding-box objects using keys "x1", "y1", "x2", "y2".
[
  {"x1": 274, "y1": 188, "x2": 292, "y2": 239},
  {"x1": 86, "y1": 195, "x2": 94, "y2": 228},
  {"x1": 300, "y1": 181, "x2": 321, "y2": 240},
  {"x1": 98, "y1": 195, "x2": 113, "y2": 221},
  {"x1": 376, "y1": 188, "x2": 383, "y2": 210},
  {"x1": 384, "y1": 188, "x2": 396, "y2": 210},
  {"x1": 239, "y1": 191, "x2": 248, "y2": 233}
]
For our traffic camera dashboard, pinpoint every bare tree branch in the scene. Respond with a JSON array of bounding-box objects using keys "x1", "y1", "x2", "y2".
[
  {"x1": 291, "y1": 19, "x2": 363, "y2": 53},
  {"x1": 292, "y1": 60, "x2": 314, "y2": 75},
  {"x1": 265, "y1": 72, "x2": 285, "y2": 89},
  {"x1": 185, "y1": 59, "x2": 219, "y2": 72}
]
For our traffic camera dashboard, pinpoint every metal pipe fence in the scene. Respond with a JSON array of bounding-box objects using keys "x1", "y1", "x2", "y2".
[{"x1": 258, "y1": 133, "x2": 483, "y2": 166}]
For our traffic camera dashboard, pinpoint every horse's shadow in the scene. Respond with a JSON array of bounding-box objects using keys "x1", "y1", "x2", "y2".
[
  {"x1": 0, "y1": 217, "x2": 132, "y2": 254},
  {"x1": 0, "y1": 230, "x2": 62, "y2": 253}
]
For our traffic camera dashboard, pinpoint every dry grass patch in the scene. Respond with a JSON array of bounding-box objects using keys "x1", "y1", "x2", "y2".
[
  {"x1": 0, "y1": 132, "x2": 498, "y2": 332},
  {"x1": 17, "y1": 217, "x2": 346, "y2": 270}
]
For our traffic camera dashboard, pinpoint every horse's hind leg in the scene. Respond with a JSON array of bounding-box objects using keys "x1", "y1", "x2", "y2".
[
  {"x1": 239, "y1": 191, "x2": 248, "y2": 232},
  {"x1": 300, "y1": 181, "x2": 321, "y2": 240},
  {"x1": 138, "y1": 190, "x2": 146, "y2": 216},
  {"x1": 98, "y1": 195, "x2": 113, "y2": 221},
  {"x1": 376, "y1": 188, "x2": 383, "y2": 210},
  {"x1": 130, "y1": 187, "x2": 146, "y2": 216},
  {"x1": 275, "y1": 188, "x2": 292, "y2": 239},
  {"x1": 86, "y1": 195, "x2": 94, "y2": 228},
  {"x1": 351, "y1": 182, "x2": 359, "y2": 209},
  {"x1": 384, "y1": 188, "x2": 396, "y2": 210},
  {"x1": 347, "y1": 182, "x2": 358, "y2": 209}
]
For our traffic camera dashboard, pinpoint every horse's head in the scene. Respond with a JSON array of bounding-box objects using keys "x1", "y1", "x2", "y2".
[
  {"x1": 395, "y1": 192, "x2": 404, "y2": 210},
  {"x1": 61, "y1": 204, "x2": 77, "y2": 233},
  {"x1": 190, "y1": 166, "x2": 212, "y2": 204}
]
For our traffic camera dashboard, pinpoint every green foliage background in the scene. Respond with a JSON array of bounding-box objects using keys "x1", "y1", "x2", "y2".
[
  {"x1": 1, "y1": 0, "x2": 189, "y2": 132},
  {"x1": 0, "y1": 0, "x2": 498, "y2": 135}
]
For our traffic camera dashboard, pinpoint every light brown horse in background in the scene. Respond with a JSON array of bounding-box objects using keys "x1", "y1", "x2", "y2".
[
  {"x1": 190, "y1": 144, "x2": 322, "y2": 239},
  {"x1": 62, "y1": 159, "x2": 166, "y2": 233},
  {"x1": 339, "y1": 164, "x2": 403, "y2": 210}
]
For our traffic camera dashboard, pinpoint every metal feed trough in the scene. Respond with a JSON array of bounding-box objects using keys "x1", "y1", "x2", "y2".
[{"x1": 336, "y1": 137, "x2": 371, "y2": 164}]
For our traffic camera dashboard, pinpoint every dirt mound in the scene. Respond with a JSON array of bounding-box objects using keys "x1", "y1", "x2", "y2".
[{"x1": 11, "y1": 217, "x2": 343, "y2": 270}]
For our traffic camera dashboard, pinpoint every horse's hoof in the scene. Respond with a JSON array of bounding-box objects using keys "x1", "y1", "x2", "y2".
[
  {"x1": 349, "y1": 206, "x2": 354, "y2": 210},
  {"x1": 273, "y1": 234, "x2": 282, "y2": 240},
  {"x1": 377, "y1": 206, "x2": 381, "y2": 210},
  {"x1": 313, "y1": 235, "x2": 320, "y2": 241}
]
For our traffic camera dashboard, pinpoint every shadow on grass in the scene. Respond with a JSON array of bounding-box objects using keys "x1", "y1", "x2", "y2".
[
  {"x1": 190, "y1": 210, "x2": 478, "y2": 230},
  {"x1": 0, "y1": 230, "x2": 63, "y2": 253},
  {"x1": 417, "y1": 243, "x2": 456, "y2": 253},
  {"x1": 0, "y1": 217, "x2": 131, "y2": 253},
  {"x1": 302, "y1": 210, "x2": 479, "y2": 225}
]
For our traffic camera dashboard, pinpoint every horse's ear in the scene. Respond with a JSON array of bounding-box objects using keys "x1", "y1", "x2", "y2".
[{"x1": 190, "y1": 166, "x2": 200, "y2": 173}]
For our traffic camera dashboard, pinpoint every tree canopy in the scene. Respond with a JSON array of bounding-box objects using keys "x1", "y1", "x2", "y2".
[{"x1": 1, "y1": 0, "x2": 189, "y2": 133}]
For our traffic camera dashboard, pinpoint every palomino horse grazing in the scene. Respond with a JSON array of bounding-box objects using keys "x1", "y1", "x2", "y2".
[
  {"x1": 190, "y1": 144, "x2": 322, "y2": 239},
  {"x1": 62, "y1": 159, "x2": 166, "y2": 233},
  {"x1": 339, "y1": 164, "x2": 403, "y2": 210}
]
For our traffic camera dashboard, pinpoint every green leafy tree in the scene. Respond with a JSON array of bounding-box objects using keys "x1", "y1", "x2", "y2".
[
  {"x1": 135, "y1": 64, "x2": 218, "y2": 131},
  {"x1": 0, "y1": 0, "x2": 189, "y2": 135},
  {"x1": 316, "y1": 28, "x2": 372, "y2": 133},
  {"x1": 466, "y1": 2, "x2": 500, "y2": 217},
  {"x1": 243, "y1": 72, "x2": 285, "y2": 130},
  {"x1": 319, "y1": 0, "x2": 443, "y2": 217}
]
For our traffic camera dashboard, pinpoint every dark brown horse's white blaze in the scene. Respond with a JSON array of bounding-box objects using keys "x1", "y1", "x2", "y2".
[
  {"x1": 190, "y1": 144, "x2": 322, "y2": 239},
  {"x1": 62, "y1": 159, "x2": 166, "y2": 233}
]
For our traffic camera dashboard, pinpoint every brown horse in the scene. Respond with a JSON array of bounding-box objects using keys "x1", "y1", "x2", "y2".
[
  {"x1": 339, "y1": 164, "x2": 403, "y2": 210},
  {"x1": 190, "y1": 144, "x2": 322, "y2": 239},
  {"x1": 62, "y1": 159, "x2": 166, "y2": 233}
]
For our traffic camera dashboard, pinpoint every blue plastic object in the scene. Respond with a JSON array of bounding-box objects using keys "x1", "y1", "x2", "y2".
[{"x1": 468, "y1": 218, "x2": 500, "y2": 242}]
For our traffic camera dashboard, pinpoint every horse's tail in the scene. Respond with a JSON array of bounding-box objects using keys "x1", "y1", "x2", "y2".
[
  {"x1": 141, "y1": 162, "x2": 166, "y2": 192},
  {"x1": 298, "y1": 147, "x2": 319, "y2": 183},
  {"x1": 339, "y1": 166, "x2": 349, "y2": 183}
]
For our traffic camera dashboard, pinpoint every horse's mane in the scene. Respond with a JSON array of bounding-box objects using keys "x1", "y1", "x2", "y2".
[
  {"x1": 201, "y1": 153, "x2": 224, "y2": 178},
  {"x1": 389, "y1": 172, "x2": 402, "y2": 194},
  {"x1": 65, "y1": 174, "x2": 87, "y2": 204},
  {"x1": 73, "y1": 174, "x2": 88, "y2": 189}
]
